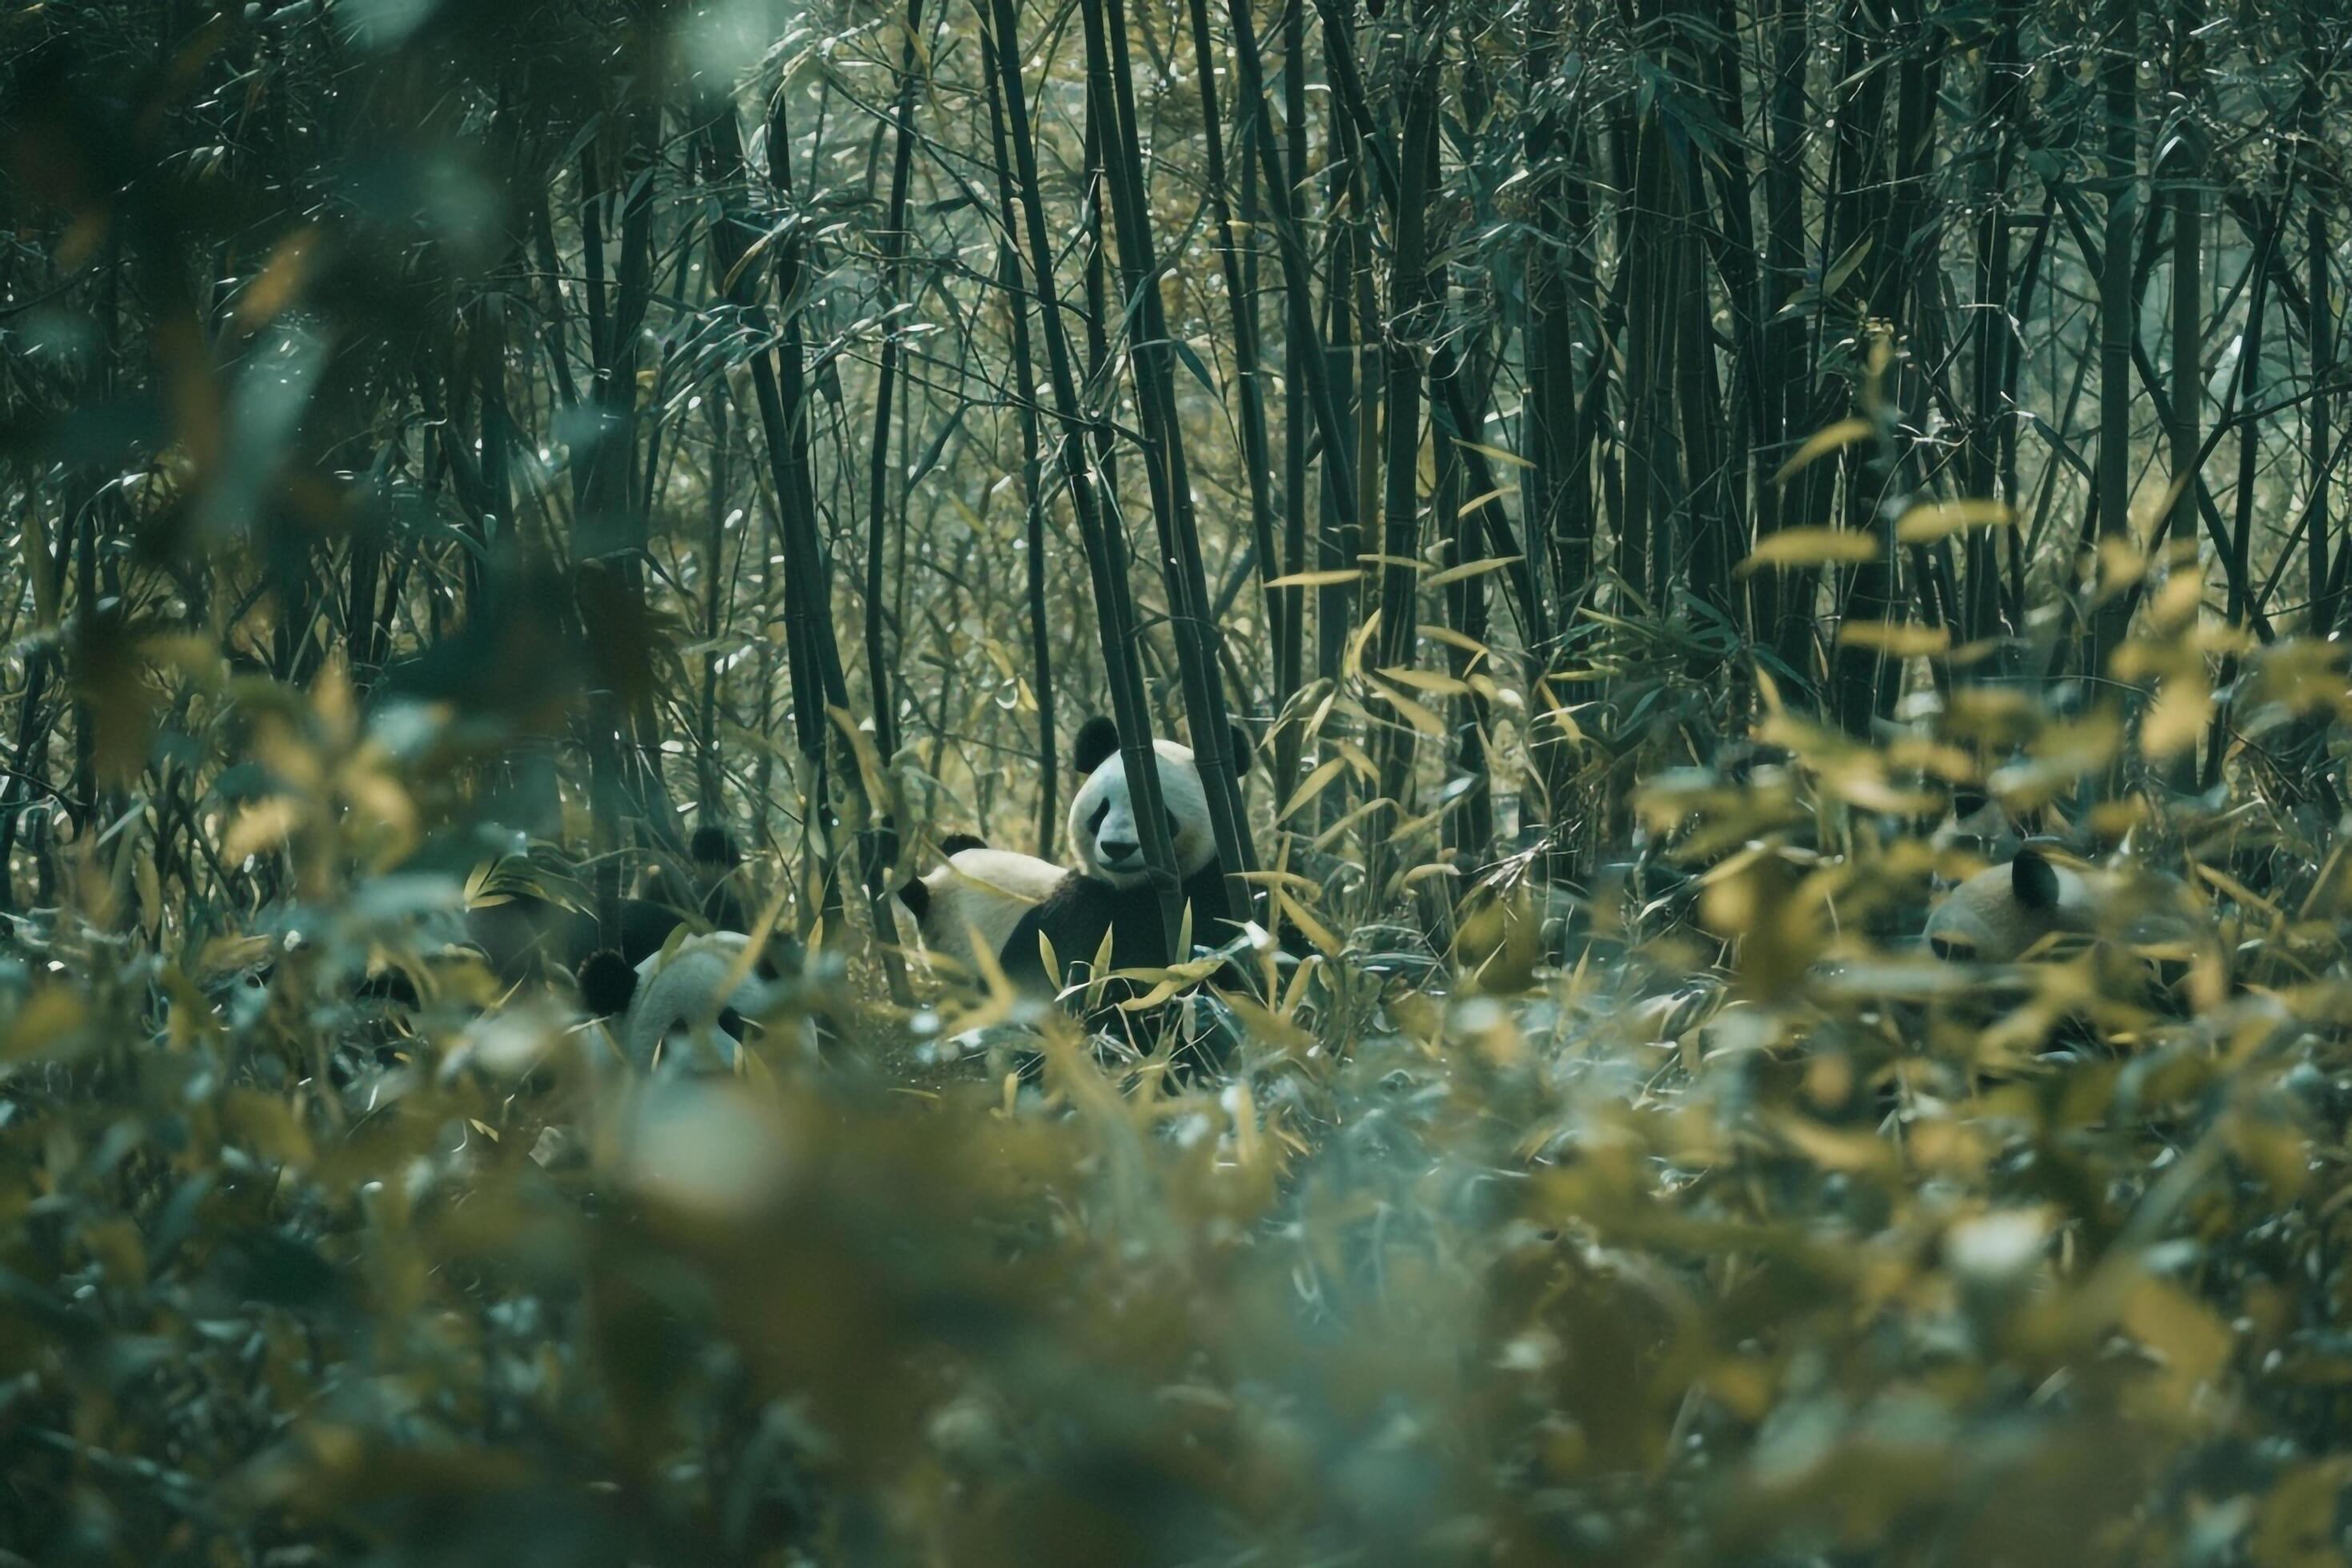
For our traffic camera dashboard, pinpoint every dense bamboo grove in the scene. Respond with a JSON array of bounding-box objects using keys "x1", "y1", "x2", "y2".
[
  {"x1": 6, "y1": 0, "x2": 2350, "y2": 914},
  {"x1": 8, "y1": 0, "x2": 2352, "y2": 1562}
]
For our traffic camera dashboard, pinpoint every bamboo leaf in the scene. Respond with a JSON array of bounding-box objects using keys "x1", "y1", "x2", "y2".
[
  {"x1": 1738, "y1": 526, "x2": 1879, "y2": 574},
  {"x1": 1425, "y1": 554, "x2": 1522, "y2": 588},
  {"x1": 1280, "y1": 758, "x2": 1348, "y2": 822},
  {"x1": 1454, "y1": 438, "x2": 1533, "y2": 470},
  {"x1": 1370, "y1": 681, "x2": 1449, "y2": 736},
  {"x1": 1895, "y1": 498, "x2": 2016, "y2": 544},
  {"x1": 1172, "y1": 338, "x2": 1218, "y2": 395},
  {"x1": 1834, "y1": 620, "x2": 1950, "y2": 657},
  {"x1": 1822, "y1": 234, "x2": 1874, "y2": 294},
  {"x1": 1418, "y1": 624, "x2": 1494, "y2": 659},
  {"x1": 1770, "y1": 420, "x2": 1874, "y2": 485},
  {"x1": 1274, "y1": 888, "x2": 1342, "y2": 956}
]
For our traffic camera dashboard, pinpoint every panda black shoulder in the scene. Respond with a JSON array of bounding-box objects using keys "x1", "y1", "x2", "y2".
[
  {"x1": 1029, "y1": 870, "x2": 1124, "y2": 945},
  {"x1": 1000, "y1": 871, "x2": 1120, "y2": 989}
]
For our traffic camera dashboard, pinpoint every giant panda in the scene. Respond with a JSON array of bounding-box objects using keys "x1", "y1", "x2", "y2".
[
  {"x1": 466, "y1": 829, "x2": 763, "y2": 986},
  {"x1": 895, "y1": 833, "x2": 1069, "y2": 982},
  {"x1": 1922, "y1": 847, "x2": 2102, "y2": 962},
  {"x1": 995, "y1": 714, "x2": 1254, "y2": 1002},
  {"x1": 1924, "y1": 846, "x2": 2205, "y2": 971},
  {"x1": 634, "y1": 825, "x2": 755, "y2": 938},
  {"x1": 577, "y1": 930, "x2": 785, "y2": 1072}
]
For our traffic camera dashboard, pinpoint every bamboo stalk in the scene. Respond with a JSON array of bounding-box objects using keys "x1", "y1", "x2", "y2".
[
  {"x1": 977, "y1": 18, "x2": 1061, "y2": 858},
  {"x1": 1085, "y1": 0, "x2": 1260, "y2": 925},
  {"x1": 981, "y1": 0, "x2": 1186, "y2": 943}
]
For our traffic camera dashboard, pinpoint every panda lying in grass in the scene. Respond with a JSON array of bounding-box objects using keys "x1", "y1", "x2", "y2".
[
  {"x1": 898, "y1": 714, "x2": 1259, "y2": 1014},
  {"x1": 1922, "y1": 844, "x2": 2212, "y2": 1013},
  {"x1": 1922, "y1": 846, "x2": 2102, "y2": 962},
  {"x1": 895, "y1": 833, "x2": 1068, "y2": 984}
]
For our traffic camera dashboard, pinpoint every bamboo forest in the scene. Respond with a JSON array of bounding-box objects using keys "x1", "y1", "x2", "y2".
[{"x1": 5, "y1": 0, "x2": 2352, "y2": 1561}]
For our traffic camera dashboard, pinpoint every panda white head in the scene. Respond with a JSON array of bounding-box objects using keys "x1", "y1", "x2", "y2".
[
  {"x1": 578, "y1": 931, "x2": 778, "y2": 1072},
  {"x1": 1065, "y1": 714, "x2": 1248, "y2": 889},
  {"x1": 1924, "y1": 847, "x2": 2098, "y2": 962}
]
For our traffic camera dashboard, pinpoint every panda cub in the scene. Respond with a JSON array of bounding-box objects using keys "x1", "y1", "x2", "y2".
[
  {"x1": 578, "y1": 930, "x2": 786, "y2": 1072},
  {"x1": 998, "y1": 714, "x2": 1250, "y2": 999}
]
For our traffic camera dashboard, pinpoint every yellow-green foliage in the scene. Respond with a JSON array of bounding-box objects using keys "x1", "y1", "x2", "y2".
[{"x1": 4, "y1": 654, "x2": 2350, "y2": 1566}]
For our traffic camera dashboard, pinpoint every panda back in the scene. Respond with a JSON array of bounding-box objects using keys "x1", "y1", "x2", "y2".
[
  {"x1": 914, "y1": 848, "x2": 1066, "y2": 974},
  {"x1": 1925, "y1": 854, "x2": 2100, "y2": 962},
  {"x1": 622, "y1": 932, "x2": 766, "y2": 1070},
  {"x1": 943, "y1": 848, "x2": 1067, "y2": 907}
]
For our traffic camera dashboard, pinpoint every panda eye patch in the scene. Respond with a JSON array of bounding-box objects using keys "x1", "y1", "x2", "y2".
[{"x1": 1086, "y1": 800, "x2": 1111, "y2": 834}]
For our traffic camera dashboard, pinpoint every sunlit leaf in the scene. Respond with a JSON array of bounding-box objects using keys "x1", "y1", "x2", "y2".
[
  {"x1": 1738, "y1": 526, "x2": 1878, "y2": 573},
  {"x1": 1770, "y1": 418, "x2": 1873, "y2": 484},
  {"x1": 1894, "y1": 498, "x2": 2014, "y2": 543},
  {"x1": 1454, "y1": 438, "x2": 1533, "y2": 470},
  {"x1": 1834, "y1": 619, "x2": 1950, "y2": 657},
  {"x1": 1424, "y1": 554, "x2": 1522, "y2": 588}
]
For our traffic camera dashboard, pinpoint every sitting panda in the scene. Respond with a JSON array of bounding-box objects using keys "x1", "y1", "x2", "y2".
[
  {"x1": 897, "y1": 715, "x2": 1258, "y2": 1008},
  {"x1": 896, "y1": 832, "x2": 1069, "y2": 982},
  {"x1": 576, "y1": 930, "x2": 786, "y2": 1072},
  {"x1": 1001, "y1": 714, "x2": 1255, "y2": 1002}
]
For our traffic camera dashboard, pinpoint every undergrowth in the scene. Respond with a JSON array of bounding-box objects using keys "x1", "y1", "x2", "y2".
[{"x1": 5, "y1": 642, "x2": 2351, "y2": 1568}]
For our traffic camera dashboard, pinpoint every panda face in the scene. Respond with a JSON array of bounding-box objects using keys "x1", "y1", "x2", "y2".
[
  {"x1": 1067, "y1": 737, "x2": 1217, "y2": 888},
  {"x1": 1061, "y1": 714, "x2": 1253, "y2": 890}
]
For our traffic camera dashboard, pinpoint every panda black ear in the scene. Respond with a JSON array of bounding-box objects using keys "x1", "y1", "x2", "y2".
[
  {"x1": 689, "y1": 825, "x2": 740, "y2": 870},
  {"x1": 1226, "y1": 718, "x2": 1255, "y2": 775},
  {"x1": 1073, "y1": 715, "x2": 1121, "y2": 776},
  {"x1": 578, "y1": 949, "x2": 639, "y2": 1018},
  {"x1": 940, "y1": 832, "x2": 987, "y2": 856},
  {"x1": 2011, "y1": 849, "x2": 2060, "y2": 911}
]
